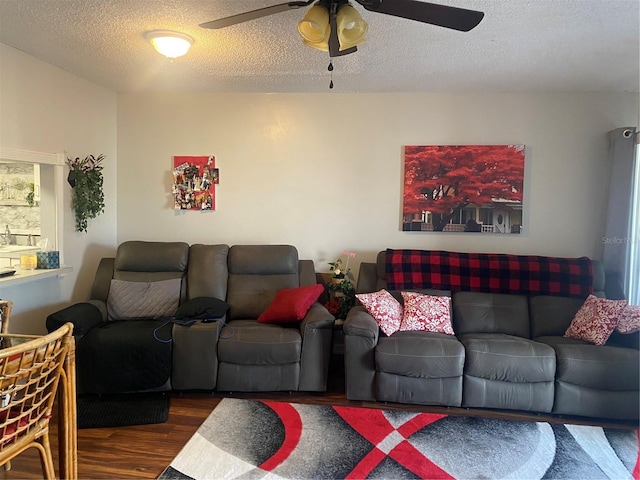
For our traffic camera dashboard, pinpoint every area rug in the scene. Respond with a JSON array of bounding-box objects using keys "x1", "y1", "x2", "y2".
[
  {"x1": 77, "y1": 392, "x2": 170, "y2": 429},
  {"x1": 158, "y1": 398, "x2": 639, "y2": 480}
]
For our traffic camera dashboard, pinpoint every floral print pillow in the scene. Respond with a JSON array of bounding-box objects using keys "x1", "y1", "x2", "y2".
[
  {"x1": 564, "y1": 295, "x2": 627, "y2": 345},
  {"x1": 356, "y1": 290, "x2": 403, "y2": 336},
  {"x1": 615, "y1": 304, "x2": 640, "y2": 334},
  {"x1": 399, "y1": 292, "x2": 455, "y2": 335}
]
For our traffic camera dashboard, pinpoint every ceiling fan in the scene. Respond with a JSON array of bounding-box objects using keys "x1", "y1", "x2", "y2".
[{"x1": 200, "y1": 0, "x2": 485, "y2": 58}]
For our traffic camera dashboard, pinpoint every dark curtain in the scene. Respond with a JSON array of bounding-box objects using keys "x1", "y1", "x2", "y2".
[{"x1": 603, "y1": 127, "x2": 637, "y2": 299}]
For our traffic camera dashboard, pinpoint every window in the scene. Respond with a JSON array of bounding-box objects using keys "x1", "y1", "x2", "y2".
[
  {"x1": 479, "y1": 208, "x2": 493, "y2": 226},
  {"x1": 461, "y1": 207, "x2": 476, "y2": 225},
  {"x1": 0, "y1": 147, "x2": 64, "y2": 261}
]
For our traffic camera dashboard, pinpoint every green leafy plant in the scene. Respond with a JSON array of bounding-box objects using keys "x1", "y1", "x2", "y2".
[
  {"x1": 66, "y1": 154, "x2": 105, "y2": 233},
  {"x1": 325, "y1": 279, "x2": 356, "y2": 320},
  {"x1": 9, "y1": 178, "x2": 35, "y2": 206},
  {"x1": 25, "y1": 183, "x2": 35, "y2": 207},
  {"x1": 325, "y1": 251, "x2": 357, "y2": 319}
]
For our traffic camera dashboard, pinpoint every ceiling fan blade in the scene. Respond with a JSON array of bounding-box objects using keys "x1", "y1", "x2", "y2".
[
  {"x1": 200, "y1": 0, "x2": 314, "y2": 29},
  {"x1": 356, "y1": 0, "x2": 484, "y2": 32}
]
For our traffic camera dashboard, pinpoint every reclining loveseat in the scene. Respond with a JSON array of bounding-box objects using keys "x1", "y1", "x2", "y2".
[
  {"x1": 47, "y1": 241, "x2": 335, "y2": 395},
  {"x1": 343, "y1": 249, "x2": 639, "y2": 421}
]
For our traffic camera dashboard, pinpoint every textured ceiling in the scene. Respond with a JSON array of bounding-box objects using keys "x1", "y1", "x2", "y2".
[{"x1": 0, "y1": 0, "x2": 638, "y2": 93}]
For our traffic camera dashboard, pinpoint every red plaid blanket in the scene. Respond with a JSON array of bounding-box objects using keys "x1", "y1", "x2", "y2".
[{"x1": 385, "y1": 249, "x2": 593, "y2": 298}]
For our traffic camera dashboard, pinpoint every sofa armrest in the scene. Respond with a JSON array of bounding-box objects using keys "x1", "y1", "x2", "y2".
[
  {"x1": 300, "y1": 302, "x2": 335, "y2": 332},
  {"x1": 298, "y1": 302, "x2": 334, "y2": 391},
  {"x1": 343, "y1": 305, "x2": 379, "y2": 339},
  {"x1": 343, "y1": 306, "x2": 379, "y2": 401},
  {"x1": 46, "y1": 301, "x2": 106, "y2": 336}
]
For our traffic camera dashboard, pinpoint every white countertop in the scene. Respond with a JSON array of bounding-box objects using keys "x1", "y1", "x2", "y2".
[{"x1": 0, "y1": 265, "x2": 72, "y2": 287}]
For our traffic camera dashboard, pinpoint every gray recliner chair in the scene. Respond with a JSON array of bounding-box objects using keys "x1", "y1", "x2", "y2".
[
  {"x1": 47, "y1": 241, "x2": 190, "y2": 394},
  {"x1": 181, "y1": 244, "x2": 335, "y2": 392}
]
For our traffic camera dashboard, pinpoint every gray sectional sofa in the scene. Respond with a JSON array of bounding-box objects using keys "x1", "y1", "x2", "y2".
[
  {"x1": 343, "y1": 250, "x2": 639, "y2": 421},
  {"x1": 47, "y1": 241, "x2": 335, "y2": 395}
]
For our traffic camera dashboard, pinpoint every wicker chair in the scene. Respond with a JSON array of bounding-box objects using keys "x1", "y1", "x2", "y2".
[
  {"x1": 0, "y1": 322, "x2": 75, "y2": 479},
  {"x1": 0, "y1": 300, "x2": 12, "y2": 334}
]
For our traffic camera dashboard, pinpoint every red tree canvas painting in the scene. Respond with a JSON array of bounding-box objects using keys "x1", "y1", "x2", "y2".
[
  {"x1": 172, "y1": 155, "x2": 218, "y2": 210},
  {"x1": 403, "y1": 145, "x2": 525, "y2": 233}
]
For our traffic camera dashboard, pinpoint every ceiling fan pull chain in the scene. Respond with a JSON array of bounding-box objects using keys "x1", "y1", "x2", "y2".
[{"x1": 328, "y1": 60, "x2": 334, "y2": 89}]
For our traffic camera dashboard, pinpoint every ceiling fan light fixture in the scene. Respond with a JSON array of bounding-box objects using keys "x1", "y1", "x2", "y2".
[
  {"x1": 336, "y1": 4, "x2": 367, "y2": 51},
  {"x1": 297, "y1": 4, "x2": 330, "y2": 47},
  {"x1": 146, "y1": 30, "x2": 194, "y2": 58},
  {"x1": 302, "y1": 37, "x2": 330, "y2": 52}
]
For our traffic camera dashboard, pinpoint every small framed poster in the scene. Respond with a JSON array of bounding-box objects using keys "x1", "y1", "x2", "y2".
[{"x1": 172, "y1": 155, "x2": 217, "y2": 210}]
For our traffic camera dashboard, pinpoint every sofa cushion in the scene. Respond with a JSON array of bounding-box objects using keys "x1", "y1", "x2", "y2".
[
  {"x1": 107, "y1": 278, "x2": 181, "y2": 321},
  {"x1": 453, "y1": 292, "x2": 530, "y2": 337},
  {"x1": 399, "y1": 292, "x2": 454, "y2": 335},
  {"x1": 460, "y1": 333, "x2": 556, "y2": 383},
  {"x1": 356, "y1": 289, "x2": 403, "y2": 336},
  {"x1": 257, "y1": 284, "x2": 323, "y2": 323},
  {"x1": 114, "y1": 241, "x2": 189, "y2": 273},
  {"x1": 537, "y1": 336, "x2": 639, "y2": 390},
  {"x1": 376, "y1": 373, "x2": 463, "y2": 406},
  {"x1": 616, "y1": 304, "x2": 640, "y2": 334},
  {"x1": 376, "y1": 331, "x2": 464, "y2": 379},
  {"x1": 462, "y1": 375, "x2": 554, "y2": 412},
  {"x1": 76, "y1": 319, "x2": 172, "y2": 394},
  {"x1": 227, "y1": 245, "x2": 299, "y2": 320},
  {"x1": 529, "y1": 295, "x2": 585, "y2": 338},
  {"x1": 564, "y1": 295, "x2": 627, "y2": 345},
  {"x1": 217, "y1": 320, "x2": 301, "y2": 365},
  {"x1": 186, "y1": 244, "x2": 229, "y2": 300}
]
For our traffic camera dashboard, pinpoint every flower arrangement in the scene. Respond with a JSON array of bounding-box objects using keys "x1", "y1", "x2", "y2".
[
  {"x1": 325, "y1": 251, "x2": 357, "y2": 319},
  {"x1": 329, "y1": 250, "x2": 356, "y2": 281}
]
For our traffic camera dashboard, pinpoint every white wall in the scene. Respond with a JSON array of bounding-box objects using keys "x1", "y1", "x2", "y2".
[
  {"x1": 0, "y1": 44, "x2": 118, "y2": 333},
  {"x1": 1, "y1": 40, "x2": 637, "y2": 334},
  {"x1": 117, "y1": 92, "x2": 638, "y2": 276}
]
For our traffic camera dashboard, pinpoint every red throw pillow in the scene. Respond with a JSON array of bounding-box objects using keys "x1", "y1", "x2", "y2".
[
  {"x1": 564, "y1": 294, "x2": 627, "y2": 345},
  {"x1": 257, "y1": 284, "x2": 324, "y2": 323}
]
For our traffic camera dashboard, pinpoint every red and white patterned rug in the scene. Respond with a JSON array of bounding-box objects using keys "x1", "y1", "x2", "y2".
[{"x1": 158, "y1": 398, "x2": 639, "y2": 480}]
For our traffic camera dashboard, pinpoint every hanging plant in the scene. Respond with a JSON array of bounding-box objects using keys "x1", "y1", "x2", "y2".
[
  {"x1": 25, "y1": 183, "x2": 35, "y2": 207},
  {"x1": 66, "y1": 154, "x2": 105, "y2": 233}
]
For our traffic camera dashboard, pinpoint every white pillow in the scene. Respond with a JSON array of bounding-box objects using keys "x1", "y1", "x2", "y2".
[{"x1": 107, "y1": 278, "x2": 181, "y2": 321}]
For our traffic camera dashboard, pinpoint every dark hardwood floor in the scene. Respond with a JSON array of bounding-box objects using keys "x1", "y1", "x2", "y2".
[{"x1": 3, "y1": 355, "x2": 637, "y2": 479}]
